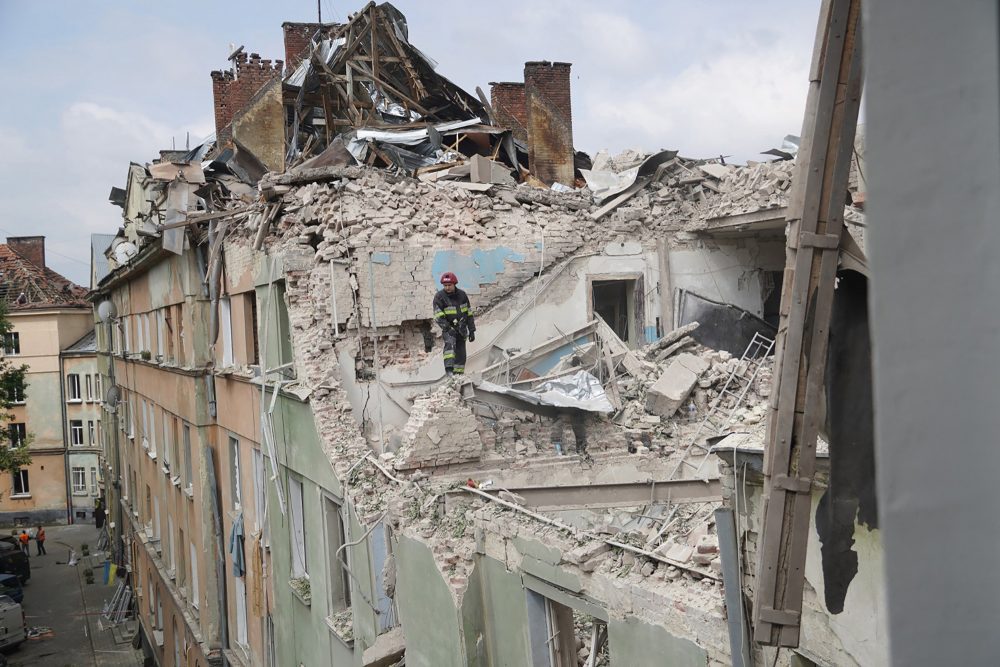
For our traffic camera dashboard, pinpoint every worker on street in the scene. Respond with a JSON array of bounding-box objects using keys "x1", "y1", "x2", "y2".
[
  {"x1": 35, "y1": 525, "x2": 45, "y2": 555},
  {"x1": 18, "y1": 530, "x2": 29, "y2": 556},
  {"x1": 433, "y1": 272, "x2": 476, "y2": 376}
]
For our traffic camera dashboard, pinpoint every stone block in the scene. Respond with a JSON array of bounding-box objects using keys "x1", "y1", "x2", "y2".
[
  {"x1": 564, "y1": 541, "x2": 610, "y2": 565},
  {"x1": 645, "y1": 352, "x2": 711, "y2": 418}
]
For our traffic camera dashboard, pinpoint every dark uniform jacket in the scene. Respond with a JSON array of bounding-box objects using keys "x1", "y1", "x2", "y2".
[{"x1": 433, "y1": 288, "x2": 476, "y2": 337}]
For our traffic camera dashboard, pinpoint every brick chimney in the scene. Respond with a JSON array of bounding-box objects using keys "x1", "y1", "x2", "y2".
[
  {"x1": 8, "y1": 236, "x2": 45, "y2": 269},
  {"x1": 282, "y1": 22, "x2": 323, "y2": 73},
  {"x1": 210, "y1": 50, "x2": 283, "y2": 143},
  {"x1": 524, "y1": 61, "x2": 574, "y2": 186},
  {"x1": 489, "y1": 82, "x2": 528, "y2": 143}
]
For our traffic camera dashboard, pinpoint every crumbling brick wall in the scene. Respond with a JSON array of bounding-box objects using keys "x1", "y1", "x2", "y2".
[
  {"x1": 211, "y1": 52, "x2": 284, "y2": 143},
  {"x1": 490, "y1": 82, "x2": 528, "y2": 143},
  {"x1": 394, "y1": 387, "x2": 484, "y2": 469},
  {"x1": 524, "y1": 61, "x2": 574, "y2": 186},
  {"x1": 282, "y1": 22, "x2": 323, "y2": 73}
]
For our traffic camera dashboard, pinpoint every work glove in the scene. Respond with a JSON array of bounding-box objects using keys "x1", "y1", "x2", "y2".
[{"x1": 468, "y1": 332, "x2": 476, "y2": 342}]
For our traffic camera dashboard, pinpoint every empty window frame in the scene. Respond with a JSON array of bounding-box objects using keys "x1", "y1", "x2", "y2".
[
  {"x1": 323, "y1": 496, "x2": 351, "y2": 615},
  {"x1": 229, "y1": 436, "x2": 242, "y2": 510},
  {"x1": 590, "y1": 276, "x2": 645, "y2": 348},
  {"x1": 289, "y1": 476, "x2": 307, "y2": 579}
]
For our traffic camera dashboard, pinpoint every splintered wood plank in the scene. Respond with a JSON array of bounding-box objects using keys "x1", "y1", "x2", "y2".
[{"x1": 752, "y1": 0, "x2": 864, "y2": 648}]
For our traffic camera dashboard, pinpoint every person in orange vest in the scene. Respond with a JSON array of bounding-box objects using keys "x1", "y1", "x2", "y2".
[
  {"x1": 35, "y1": 525, "x2": 45, "y2": 556},
  {"x1": 17, "y1": 530, "x2": 29, "y2": 556}
]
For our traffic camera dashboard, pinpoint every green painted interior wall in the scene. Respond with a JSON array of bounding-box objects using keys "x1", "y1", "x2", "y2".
[
  {"x1": 477, "y1": 555, "x2": 534, "y2": 667},
  {"x1": 461, "y1": 558, "x2": 487, "y2": 667},
  {"x1": 609, "y1": 615, "x2": 708, "y2": 667},
  {"x1": 395, "y1": 535, "x2": 465, "y2": 667}
]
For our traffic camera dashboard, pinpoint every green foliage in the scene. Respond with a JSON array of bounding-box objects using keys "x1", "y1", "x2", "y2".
[{"x1": 0, "y1": 303, "x2": 31, "y2": 475}]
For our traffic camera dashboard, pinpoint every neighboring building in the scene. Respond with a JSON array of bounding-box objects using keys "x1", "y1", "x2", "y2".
[
  {"x1": 61, "y1": 330, "x2": 104, "y2": 521},
  {"x1": 0, "y1": 236, "x2": 91, "y2": 526}
]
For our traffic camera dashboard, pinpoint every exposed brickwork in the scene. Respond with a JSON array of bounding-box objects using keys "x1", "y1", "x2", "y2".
[
  {"x1": 489, "y1": 82, "x2": 528, "y2": 143},
  {"x1": 210, "y1": 52, "x2": 284, "y2": 144},
  {"x1": 282, "y1": 22, "x2": 323, "y2": 73},
  {"x1": 7, "y1": 236, "x2": 45, "y2": 269},
  {"x1": 524, "y1": 61, "x2": 574, "y2": 186}
]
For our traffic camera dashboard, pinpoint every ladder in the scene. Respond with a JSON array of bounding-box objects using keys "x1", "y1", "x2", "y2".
[{"x1": 667, "y1": 332, "x2": 775, "y2": 481}]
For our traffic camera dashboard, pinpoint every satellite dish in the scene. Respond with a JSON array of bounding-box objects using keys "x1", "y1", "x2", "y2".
[
  {"x1": 113, "y1": 242, "x2": 138, "y2": 264},
  {"x1": 104, "y1": 385, "x2": 120, "y2": 408},
  {"x1": 97, "y1": 300, "x2": 117, "y2": 322}
]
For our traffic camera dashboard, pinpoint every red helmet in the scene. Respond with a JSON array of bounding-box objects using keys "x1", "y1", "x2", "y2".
[{"x1": 440, "y1": 272, "x2": 458, "y2": 285}]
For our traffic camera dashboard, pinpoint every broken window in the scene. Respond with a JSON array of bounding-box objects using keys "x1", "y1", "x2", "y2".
[
  {"x1": 246, "y1": 293, "x2": 260, "y2": 366},
  {"x1": 526, "y1": 590, "x2": 609, "y2": 667},
  {"x1": 323, "y1": 496, "x2": 351, "y2": 615},
  {"x1": 591, "y1": 278, "x2": 643, "y2": 348},
  {"x1": 289, "y1": 475, "x2": 308, "y2": 579}
]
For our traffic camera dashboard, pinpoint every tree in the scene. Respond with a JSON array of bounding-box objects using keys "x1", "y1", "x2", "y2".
[{"x1": 0, "y1": 304, "x2": 31, "y2": 473}]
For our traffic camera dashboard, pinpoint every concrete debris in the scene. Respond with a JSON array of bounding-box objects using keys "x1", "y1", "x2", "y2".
[{"x1": 645, "y1": 353, "x2": 712, "y2": 418}]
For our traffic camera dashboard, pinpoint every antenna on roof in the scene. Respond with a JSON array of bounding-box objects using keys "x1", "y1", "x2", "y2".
[
  {"x1": 318, "y1": 0, "x2": 322, "y2": 23},
  {"x1": 186, "y1": 132, "x2": 190, "y2": 150},
  {"x1": 172, "y1": 137, "x2": 175, "y2": 150}
]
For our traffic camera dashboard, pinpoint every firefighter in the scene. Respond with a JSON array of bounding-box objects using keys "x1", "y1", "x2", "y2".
[{"x1": 433, "y1": 272, "x2": 476, "y2": 376}]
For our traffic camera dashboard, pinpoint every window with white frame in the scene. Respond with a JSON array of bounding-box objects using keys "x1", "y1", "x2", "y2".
[
  {"x1": 220, "y1": 297, "x2": 234, "y2": 367},
  {"x1": 95, "y1": 374, "x2": 103, "y2": 402},
  {"x1": 235, "y1": 576, "x2": 249, "y2": 647},
  {"x1": 190, "y1": 543, "x2": 199, "y2": 609},
  {"x1": 123, "y1": 317, "x2": 130, "y2": 355},
  {"x1": 7, "y1": 381, "x2": 24, "y2": 404},
  {"x1": 70, "y1": 420, "x2": 84, "y2": 446},
  {"x1": 167, "y1": 515, "x2": 176, "y2": 574},
  {"x1": 88, "y1": 420, "x2": 95, "y2": 445},
  {"x1": 156, "y1": 310, "x2": 165, "y2": 359},
  {"x1": 182, "y1": 424, "x2": 193, "y2": 491},
  {"x1": 11, "y1": 469, "x2": 29, "y2": 496},
  {"x1": 1, "y1": 332, "x2": 19, "y2": 356},
  {"x1": 67, "y1": 374, "x2": 81, "y2": 402},
  {"x1": 8, "y1": 423, "x2": 26, "y2": 447},
  {"x1": 85, "y1": 375, "x2": 93, "y2": 402},
  {"x1": 229, "y1": 436, "x2": 242, "y2": 510},
  {"x1": 72, "y1": 467, "x2": 86, "y2": 494},
  {"x1": 90, "y1": 467, "x2": 98, "y2": 495},
  {"x1": 289, "y1": 476, "x2": 307, "y2": 579},
  {"x1": 142, "y1": 313, "x2": 151, "y2": 353}
]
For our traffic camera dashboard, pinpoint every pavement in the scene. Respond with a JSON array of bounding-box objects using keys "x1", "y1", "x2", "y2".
[{"x1": 3, "y1": 524, "x2": 144, "y2": 667}]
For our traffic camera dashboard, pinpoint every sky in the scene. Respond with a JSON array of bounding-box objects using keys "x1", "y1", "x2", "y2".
[{"x1": 0, "y1": 0, "x2": 820, "y2": 286}]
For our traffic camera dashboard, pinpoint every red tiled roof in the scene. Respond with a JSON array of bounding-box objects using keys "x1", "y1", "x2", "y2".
[{"x1": 0, "y1": 245, "x2": 89, "y2": 310}]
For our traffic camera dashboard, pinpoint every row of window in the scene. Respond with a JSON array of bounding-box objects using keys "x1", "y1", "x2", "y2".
[
  {"x1": 66, "y1": 373, "x2": 102, "y2": 403},
  {"x1": 70, "y1": 466, "x2": 100, "y2": 495},
  {"x1": 112, "y1": 292, "x2": 262, "y2": 368},
  {"x1": 69, "y1": 419, "x2": 101, "y2": 447},
  {"x1": 118, "y1": 390, "x2": 194, "y2": 490}
]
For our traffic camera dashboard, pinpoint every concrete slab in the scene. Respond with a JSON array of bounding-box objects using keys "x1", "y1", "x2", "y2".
[{"x1": 645, "y1": 353, "x2": 710, "y2": 418}]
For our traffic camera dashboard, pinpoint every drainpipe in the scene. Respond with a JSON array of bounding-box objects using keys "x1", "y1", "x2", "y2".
[{"x1": 59, "y1": 354, "x2": 73, "y2": 525}]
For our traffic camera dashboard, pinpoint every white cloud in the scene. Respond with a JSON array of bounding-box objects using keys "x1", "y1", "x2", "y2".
[{"x1": 581, "y1": 43, "x2": 809, "y2": 159}]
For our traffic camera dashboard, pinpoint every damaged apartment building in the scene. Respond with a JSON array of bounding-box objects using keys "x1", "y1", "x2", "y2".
[{"x1": 91, "y1": 3, "x2": 879, "y2": 666}]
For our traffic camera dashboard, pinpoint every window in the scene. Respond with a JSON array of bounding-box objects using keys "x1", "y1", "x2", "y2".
[
  {"x1": 164, "y1": 307, "x2": 175, "y2": 361},
  {"x1": 246, "y1": 293, "x2": 259, "y2": 365},
  {"x1": 220, "y1": 297, "x2": 234, "y2": 367},
  {"x1": 72, "y1": 467, "x2": 86, "y2": 494},
  {"x1": 142, "y1": 313, "x2": 151, "y2": 353},
  {"x1": 234, "y1": 577, "x2": 248, "y2": 648},
  {"x1": 178, "y1": 528, "x2": 186, "y2": 587},
  {"x1": 70, "y1": 420, "x2": 84, "y2": 446},
  {"x1": 2, "y1": 332, "x2": 19, "y2": 356},
  {"x1": 161, "y1": 413, "x2": 170, "y2": 470},
  {"x1": 156, "y1": 310, "x2": 165, "y2": 359},
  {"x1": 96, "y1": 420, "x2": 102, "y2": 446},
  {"x1": 88, "y1": 420, "x2": 95, "y2": 445},
  {"x1": 591, "y1": 277, "x2": 642, "y2": 347},
  {"x1": 169, "y1": 417, "x2": 179, "y2": 478},
  {"x1": 11, "y1": 470, "x2": 28, "y2": 496},
  {"x1": 182, "y1": 425, "x2": 193, "y2": 491},
  {"x1": 67, "y1": 374, "x2": 81, "y2": 402},
  {"x1": 90, "y1": 467, "x2": 98, "y2": 496},
  {"x1": 289, "y1": 476, "x2": 307, "y2": 578},
  {"x1": 85, "y1": 375, "x2": 93, "y2": 402},
  {"x1": 167, "y1": 515, "x2": 176, "y2": 574},
  {"x1": 173, "y1": 620, "x2": 181, "y2": 667},
  {"x1": 190, "y1": 543, "x2": 199, "y2": 609},
  {"x1": 8, "y1": 423, "x2": 25, "y2": 447},
  {"x1": 252, "y1": 449, "x2": 268, "y2": 544},
  {"x1": 275, "y1": 282, "x2": 294, "y2": 368},
  {"x1": 153, "y1": 496, "x2": 160, "y2": 540},
  {"x1": 123, "y1": 317, "x2": 130, "y2": 355},
  {"x1": 324, "y1": 497, "x2": 350, "y2": 614},
  {"x1": 95, "y1": 374, "x2": 103, "y2": 403},
  {"x1": 7, "y1": 380, "x2": 24, "y2": 404},
  {"x1": 141, "y1": 400, "x2": 149, "y2": 449},
  {"x1": 229, "y1": 436, "x2": 242, "y2": 510}
]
